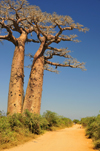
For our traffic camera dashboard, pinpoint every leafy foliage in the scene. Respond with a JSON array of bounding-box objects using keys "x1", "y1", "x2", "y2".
[
  {"x1": 73, "y1": 119, "x2": 80, "y2": 124},
  {"x1": 0, "y1": 110, "x2": 72, "y2": 149},
  {"x1": 24, "y1": 110, "x2": 49, "y2": 134},
  {"x1": 42, "y1": 110, "x2": 73, "y2": 129},
  {"x1": 42, "y1": 110, "x2": 60, "y2": 127},
  {"x1": 81, "y1": 114, "x2": 100, "y2": 149}
]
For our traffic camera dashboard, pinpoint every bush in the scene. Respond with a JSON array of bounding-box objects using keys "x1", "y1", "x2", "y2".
[
  {"x1": 0, "y1": 117, "x2": 10, "y2": 132},
  {"x1": 81, "y1": 116, "x2": 96, "y2": 127},
  {"x1": 28, "y1": 114, "x2": 47, "y2": 134},
  {"x1": 8, "y1": 114, "x2": 23, "y2": 129},
  {"x1": 86, "y1": 121, "x2": 97, "y2": 138},
  {"x1": 0, "y1": 116, "x2": 16, "y2": 145},
  {"x1": 73, "y1": 119, "x2": 80, "y2": 124},
  {"x1": 42, "y1": 110, "x2": 61, "y2": 128},
  {"x1": 0, "y1": 129, "x2": 16, "y2": 144},
  {"x1": 81, "y1": 114, "x2": 100, "y2": 150},
  {"x1": 42, "y1": 110, "x2": 73, "y2": 129},
  {"x1": 94, "y1": 140, "x2": 100, "y2": 149},
  {"x1": 23, "y1": 110, "x2": 49, "y2": 134},
  {"x1": 0, "y1": 110, "x2": 72, "y2": 149},
  {"x1": 60, "y1": 117, "x2": 73, "y2": 127}
]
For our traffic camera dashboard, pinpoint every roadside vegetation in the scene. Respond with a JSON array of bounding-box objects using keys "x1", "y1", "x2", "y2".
[
  {"x1": 0, "y1": 110, "x2": 73, "y2": 150},
  {"x1": 73, "y1": 119, "x2": 80, "y2": 124},
  {"x1": 81, "y1": 114, "x2": 100, "y2": 150}
]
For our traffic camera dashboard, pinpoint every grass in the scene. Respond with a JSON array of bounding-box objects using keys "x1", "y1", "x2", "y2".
[{"x1": 0, "y1": 110, "x2": 73, "y2": 150}]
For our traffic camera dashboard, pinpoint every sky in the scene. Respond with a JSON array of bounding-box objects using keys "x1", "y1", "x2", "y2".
[{"x1": 0, "y1": 0, "x2": 100, "y2": 120}]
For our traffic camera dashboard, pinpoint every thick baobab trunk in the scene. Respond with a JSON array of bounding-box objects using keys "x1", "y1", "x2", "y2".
[
  {"x1": 7, "y1": 35, "x2": 26, "y2": 114},
  {"x1": 22, "y1": 41, "x2": 45, "y2": 114}
]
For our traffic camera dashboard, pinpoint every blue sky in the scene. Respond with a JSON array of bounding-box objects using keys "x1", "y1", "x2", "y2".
[{"x1": 0, "y1": 0, "x2": 100, "y2": 120}]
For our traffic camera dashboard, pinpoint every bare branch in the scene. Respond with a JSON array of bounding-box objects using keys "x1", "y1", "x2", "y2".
[
  {"x1": 0, "y1": 35, "x2": 9, "y2": 39},
  {"x1": 62, "y1": 26, "x2": 73, "y2": 30},
  {"x1": 47, "y1": 46, "x2": 71, "y2": 53},
  {"x1": 25, "y1": 65, "x2": 32, "y2": 68},
  {"x1": 0, "y1": 19, "x2": 16, "y2": 43},
  {"x1": 35, "y1": 22, "x2": 47, "y2": 38},
  {"x1": 44, "y1": 64, "x2": 59, "y2": 73},
  {"x1": 17, "y1": 1, "x2": 25, "y2": 11},
  {"x1": 26, "y1": 38, "x2": 39, "y2": 43},
  {"x1": 46, "y1": 34, "x2": 73, "y2": 46},
  {"x1": 44, "y1": 47, "x2": 72, "y2": 60},
  {"x1": 45, "y1": 52, "x2": 72, "y2": 60},
  {"x1": 0, "y1": 20, "x2": 12, "y2": 35},
  {"x1": 25, "y1": 63, "x2": 59, "y2": 74},
  {"x1": 25, "y1": 53, "x2": 34, "y2": 58},
  {"x1": 45, "y1": 60, "x2": 86, "y2": 71},
  {"x1": 55, "y1": 22, "x2": 63, "y2": 40}
]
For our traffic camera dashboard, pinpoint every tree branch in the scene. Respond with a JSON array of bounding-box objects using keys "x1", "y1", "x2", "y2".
[
  {"x1": 55, "y1": 22, "x2": 63, "y2": 40},
  {"x1": 0, "y1": 35, "x2": 9, "y2": 39},
  {"x1": 35, "y1": 22, "x2": 47, "y2": 38},
  {"x1": 47, "y1": 46, "x2": 71, "y2": 53},
  {"x1": 45, "y1": 47, "x2": 72, "y2": 60},
  {"x1": 45, "y1": 60, "x2": 86, "y2": 70},
  {"x1": 26, "y1": 38, "x2": 40, "y2": 43},
  {"x1": 45, "y1": 52, "x2": 72, "y2": 60},
  {"x1": 0, "y1": 20, "x2": 12, "y2": 36},
  {"x1": 17, "y1": 1, "x2": 24, "y2": 11},
  {"x1": 44, "y1": 64, "x2": 59, "y2": 73},
  {"x1": 0, "y1": 20, "x2": 16, "y2": 43},
  {"x1": 45, "y1": 36, "x2": 72, "y2": 46}
]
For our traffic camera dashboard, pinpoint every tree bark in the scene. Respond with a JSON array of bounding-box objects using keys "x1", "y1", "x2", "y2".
[
  {"x1": 7, "y1": 34, "x2": 27, "y2": 114},
  {"x1": 22, "y1": 41, "x2": 45, "y2": 114}
]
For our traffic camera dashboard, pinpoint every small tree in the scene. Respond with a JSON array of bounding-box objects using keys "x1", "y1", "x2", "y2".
[
  {"x1": 0, "y1": 0, "x2": 40, "y2": 114},
  {"x1": 22, "y1": 10, "x2": 89, "y2": 114},
  {"x1": 73, "y1": 119, "x2": 80, "y2": 124}
]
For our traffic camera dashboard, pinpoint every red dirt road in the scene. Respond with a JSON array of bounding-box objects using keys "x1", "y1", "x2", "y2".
[{"x1": 4, "y1": 124, "x2": 98, "y2": 151}]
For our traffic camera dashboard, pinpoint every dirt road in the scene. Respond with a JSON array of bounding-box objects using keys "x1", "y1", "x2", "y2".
[{"x1": 4, "y1": 124, "x2": 98, "y2": 151}]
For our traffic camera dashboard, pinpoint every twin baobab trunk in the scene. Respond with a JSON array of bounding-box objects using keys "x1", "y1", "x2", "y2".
[
  {"x1": 22, "y1": 41, "x2": 45, "y2": 114},
  {"x1": 7, "y1": 34, "x2": 27, "y2": 114}
]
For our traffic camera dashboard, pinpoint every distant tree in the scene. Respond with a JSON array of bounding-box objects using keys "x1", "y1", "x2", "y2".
[
  {"x1": 73, "y1": 119, "x2": 80, "y2": 124},
  {"x1": 0, "y1": 0, "x2": 40, "y2": 114},
  {"x1": 22, "y1": 9, "x2": 89, "y2": 114}
]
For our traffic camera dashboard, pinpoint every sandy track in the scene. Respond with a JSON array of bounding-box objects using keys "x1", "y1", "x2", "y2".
[{"x1": 4, "y1": 124, "x2": 98, "y2": 151}]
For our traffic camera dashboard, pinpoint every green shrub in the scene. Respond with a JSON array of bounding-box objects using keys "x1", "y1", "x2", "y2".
[
  {"x1": 8, "y1": 114, "x2": 23, "y2": 129},
  {"x1": 23, "y1": 110, "x2": 48, "y2": 134},
  {"x1": 94, "y1": 139, "x2": 100, "y2": 149},
  {"x1": 28, "y1": 114, "x2": 43, "y2": 134},
  {"x1": 0, "y1": 110, "x2": 73, "y2": 149},
  {"x1": 81, "y1": 114, "x2": 100, "y2": 150},
  {"x1": 73, "y1": 119, "x2": 80, "y2": 124},
  {"x1": 0, "y1": 116, "x2": 10, "y2": 132},
  {"x1": 81, "y1": 116, "x2": 96, "y2": 127},
  {"x1": 0, "y1": 129, "x2": 16, "y2": 144},
  {"x1": 24, "y1": 109, "x2": 32, "y2": 118},
  {"x1": 60, "y1": 117, "x2": 73, "y2": 127},
  {"x1": 42, "y1": 110, "x2": 61, "y2": 127},
  {"x1": 42, "y1": 110, "x2": 73, "y2": 128},
  {"x1": 86, "y1": 121, "x2": 97, "y2": 138}
]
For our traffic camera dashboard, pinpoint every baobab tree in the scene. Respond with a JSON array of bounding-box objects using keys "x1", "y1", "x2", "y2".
[
  {"x1": 22, "y1": 11, "x2": 89, "y2": 114},
  {"x1": 0, "y1": 0, "x2": 42, "y2": 114},
  {"x1": 0, "y1": 0, "x2": 89, "y2": 115}
]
